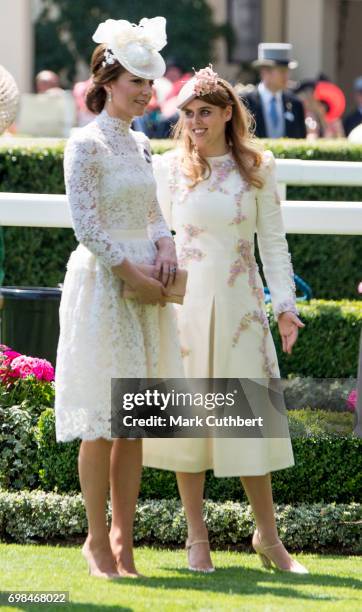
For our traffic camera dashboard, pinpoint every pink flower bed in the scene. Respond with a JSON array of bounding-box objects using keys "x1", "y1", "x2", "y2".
[
  {"x1": 346, "y1": 389, "x2": 357, "y2": 412},
  {"x1": 0, "y1": 345, "x2": 54, "y2": 383}
]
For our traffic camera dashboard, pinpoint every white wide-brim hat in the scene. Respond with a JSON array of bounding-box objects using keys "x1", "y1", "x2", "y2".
[{"x1": 92, "y1": 17, "x2": 167, "y2": 80}]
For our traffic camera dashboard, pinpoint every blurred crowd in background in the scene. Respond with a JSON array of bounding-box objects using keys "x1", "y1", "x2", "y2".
[{"x1": 2, "y1": 52, "x2": 362, "y2": 143}]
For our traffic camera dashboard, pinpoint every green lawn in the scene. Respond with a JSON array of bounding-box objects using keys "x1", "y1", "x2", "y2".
[{"x1": 0, "y1": 544, "x2": 361, "y2": 612}]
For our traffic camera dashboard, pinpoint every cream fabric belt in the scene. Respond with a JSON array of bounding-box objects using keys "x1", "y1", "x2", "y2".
[{"x1": 108, "y1": 228, "x2": 148, "y2": 240}]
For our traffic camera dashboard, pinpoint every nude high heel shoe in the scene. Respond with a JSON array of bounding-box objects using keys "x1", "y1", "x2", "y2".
[
  {"x1": 82, "y1": 545, "x2": 121, "y2": 579},
  {"x1": 252, "y1": 530, "x2": 309, "y2": 574},
  {"x1": 185, "y1": 539, "x2": 215, "y2": 573}
]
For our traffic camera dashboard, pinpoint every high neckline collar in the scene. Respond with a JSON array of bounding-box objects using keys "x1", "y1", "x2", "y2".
[{"x1": 98, "y1": 109, "x2": 132, "y2": 134}]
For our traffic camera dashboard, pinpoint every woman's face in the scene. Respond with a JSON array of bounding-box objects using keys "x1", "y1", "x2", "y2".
[
  {"x1": 106, "y1": 70, "x2": 153, "y2": 121},
  {"x1": 182, "y1": 98, "x2": 232, "y2": 152}
]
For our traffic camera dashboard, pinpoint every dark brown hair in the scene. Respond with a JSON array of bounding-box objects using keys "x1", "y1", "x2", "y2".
[
  {"x1": 174, "y1": 78, "x2": 264, "y2": 189},
  {"x1": 86, "y1": 44, "x2": 126, "y2": 114}
]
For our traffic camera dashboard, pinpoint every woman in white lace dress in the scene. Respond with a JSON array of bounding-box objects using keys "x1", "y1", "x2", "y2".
[
  {"x1": 55, "y1": 17, "x2": 182, "y2": 578},
  {"x1": 143, "y1": 67, "x2": 308, "y2": 574}
]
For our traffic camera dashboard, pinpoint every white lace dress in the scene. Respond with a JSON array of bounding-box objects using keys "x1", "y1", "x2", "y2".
[{"x1": 55, "y1": 110, "x2": 183, "y2": 442}]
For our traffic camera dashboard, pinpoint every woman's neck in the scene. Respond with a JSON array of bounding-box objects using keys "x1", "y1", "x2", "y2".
[
  {"x1": 196, "y1": 138, "x2": 230, "y2": 158},
  {"x1": 104, "y1": 103, "x2": 132, "y2": 124}
]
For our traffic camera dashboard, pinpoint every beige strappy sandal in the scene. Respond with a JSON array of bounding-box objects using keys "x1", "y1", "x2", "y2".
[
  {"x1": 185, "y1": 539, "x2": 215, "y2": 573},
  {"x1": 252, "y1": 530, "x2": 308, "y2": 574}
]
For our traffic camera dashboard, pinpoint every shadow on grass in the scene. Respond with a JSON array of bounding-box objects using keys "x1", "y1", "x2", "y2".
[
  {"x1": 128, "y1": 564, "x2": 361, "y2": 603},
  {"x1": 3, "y1": 555, "x2": 361, "y2": 610}
]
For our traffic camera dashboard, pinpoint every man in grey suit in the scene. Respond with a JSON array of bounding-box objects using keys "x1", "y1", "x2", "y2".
[{"x1": 241, "y1": 43, "x2": 306, "y2": 139}]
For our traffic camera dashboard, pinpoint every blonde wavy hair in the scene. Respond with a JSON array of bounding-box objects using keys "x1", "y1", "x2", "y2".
[{"x1": 173, "y1": 78, "x2": 264, "y2": 189}]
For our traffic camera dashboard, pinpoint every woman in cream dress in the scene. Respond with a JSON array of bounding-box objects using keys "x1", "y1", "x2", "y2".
[
  {"x1": 143, "y1": 67, "x2": 308, "y2": 574},
  {"x1": 55, "y1": 17, "x2": 183, "y2": 578}
]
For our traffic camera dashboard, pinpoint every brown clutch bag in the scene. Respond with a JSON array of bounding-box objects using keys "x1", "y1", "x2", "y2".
[{"x1": 122, "y1": 264, "x2": 188, "y2": 305}]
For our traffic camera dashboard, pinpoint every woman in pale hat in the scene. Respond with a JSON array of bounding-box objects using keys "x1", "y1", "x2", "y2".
[
  {"x1": 143, "y1": 66, "x2": 308, "y2": 574},
  {"x1": 55, "y1": 17, "x2": 182, "y2": 578}
]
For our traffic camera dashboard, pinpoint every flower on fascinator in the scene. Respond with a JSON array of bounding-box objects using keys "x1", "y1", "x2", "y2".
[
  {"x1": 193, "y1": 65, "x2": 219, "y2": 96},
  {"x1": 102, "y1": 49, "x2": 116, "y2": 67}
]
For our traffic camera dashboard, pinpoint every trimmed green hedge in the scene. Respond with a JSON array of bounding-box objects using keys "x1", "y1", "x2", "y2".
[
  {"x1": 1, "y1": 402, "x2": 361, "y2": 504},
  {"x1": 0, "y1": 491, "x2": 360, "y2": 552},
  {"x1": 36, "y1": 408, "x2": 79, "y2": 493},
  {"x1": 0, "y1": 378, "x2": 54, "y2": 490},
  {"x1": 0, "y1": 140, "x2": 74, "y2": 287},
  {"x1": 0, "y1": 406, "x2": 38, "y2": 490},
  {"x1": 1, "y1": 139, "x2": 362, "y2": 297},
  {"x1": 151, "y1": 138, "x2": 362, "y2": 160},
  {"x1": 272, "y1": 299, "x2": 362, "y2": 379},
  {"x1": 141, "y1": 436, "x2": 362, "y2": 505}
]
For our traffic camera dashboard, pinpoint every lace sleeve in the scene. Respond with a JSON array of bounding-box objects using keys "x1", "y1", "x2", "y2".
[
  {"x1": 151, "y1": 153, "x2": 173, "y2": 228},
  {"x1": 64, "y1": 136, "x2": 126, "y2": 267},
  {"x1": 256, "y1": 150, "x2": 298, "y2": 319},
  {"x1": 141, "y1": 140, "x2": 172, "y2": 243}
]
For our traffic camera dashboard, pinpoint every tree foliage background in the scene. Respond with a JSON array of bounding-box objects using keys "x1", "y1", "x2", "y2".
[{"x1": 35, "y1": 0, "x2": 229, "y2": 85}]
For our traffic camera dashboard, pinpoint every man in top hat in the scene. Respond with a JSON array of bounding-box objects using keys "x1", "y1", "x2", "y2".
[
  {"x1": 241, "y1": 43, "x2": 306, "y2": 139},
  {"x1": 343, "y1": 76, "x2": 362, "y2": 136}
]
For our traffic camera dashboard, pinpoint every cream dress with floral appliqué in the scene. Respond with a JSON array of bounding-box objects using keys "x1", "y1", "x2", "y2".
[
  {"x1": 143, "y1": 149, "x2": 296, "y2": 476},
  {"x1": 55, "y1": 110, "x2": 183, "y2": 442}
]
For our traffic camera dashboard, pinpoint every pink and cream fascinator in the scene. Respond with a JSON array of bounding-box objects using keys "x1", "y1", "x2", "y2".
[{"x1": 176, "y1": 65, "x2": 219, "y2": 109}]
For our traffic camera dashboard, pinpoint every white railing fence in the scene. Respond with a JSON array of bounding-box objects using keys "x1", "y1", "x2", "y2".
[{"x1": 0, "y1": 159, "x2": 362, "y2": 235}]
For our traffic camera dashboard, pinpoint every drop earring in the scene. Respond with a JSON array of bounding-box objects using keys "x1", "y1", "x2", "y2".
[{"x1": 107, "y1": 91, "x2": 112, "y2": 103}]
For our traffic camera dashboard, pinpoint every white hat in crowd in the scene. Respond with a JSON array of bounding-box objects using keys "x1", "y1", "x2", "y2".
[{"x1": 92, "y1": 16, "x2": 167, "y2": 80}]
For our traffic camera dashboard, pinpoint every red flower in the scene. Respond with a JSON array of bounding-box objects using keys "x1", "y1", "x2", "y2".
[{"x1": 346, "y1": 389, "x2": 357, "y2": 412}]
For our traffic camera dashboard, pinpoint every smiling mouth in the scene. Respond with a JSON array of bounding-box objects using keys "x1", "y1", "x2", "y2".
[
  {"x1": 192, "y1": 128, "x2": 207, "y2": 135},
  {"x1": 135, "y1": 100, "x2": 149, "y2": 105}
]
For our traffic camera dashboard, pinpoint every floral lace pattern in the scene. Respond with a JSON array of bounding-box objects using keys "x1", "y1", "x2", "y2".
[
  {"x1": 208, "y1": 157, "x2": 249, "y2": 225},
  {"x1": 183, "y1": 224, "x2": 205, "y2": 244},
  {"x1": 228, "y1": 239, "x2": 265, "y2": 301},
  {"x1": 274, "y1": 299, "x2": 299, "y2": 318},
  {"x1": 208, "y1": 158, "x2": 236, "y2": 193},
  {"x1": 232, "y1": 309, "x2": 268, "y2": 346},
  {"x1": 228, "y1": 256, "x2": 247, "y2": 287},
  {"x1": 56, "y1": 110, "x2": 181, "y2": 441},
  {"x1": 232, "y1": 309, "x2": 277, "y2": 377},
  {"x1": 169, "y1": 153, "x2": 250, "y2": 226},
  {"x1": 169, "y1": 154, "x2": 189, "y2": 205},
  {"x1": 179, "y1": 247, "x2": 205, "y2": 267},
  {"x1": 230, "y1": 190, "x2": 248, "y2": 225},
  {"x1": 178, "y1": 222, "x2": 205, "y2": 267},
  {"x1": 230, "y1": 237, "x2": 278, "y2": 377},
  {"x1": 63, "y1": 110, "x2": 171, "y2": 267}
]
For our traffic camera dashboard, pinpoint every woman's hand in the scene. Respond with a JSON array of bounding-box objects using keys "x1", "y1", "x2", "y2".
[
  {"x1": 133, "y1": 275, "x2": 167, "y2": 306},
  {"x1": 112, "y1": 258, "x2": 166, "y2": 306},
  {"x1": 277, "y1": 311, "x2": 305, "y2": 354},
  {"x1": 154, "y1": 237, "x2": 178, "y2": 288}
]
